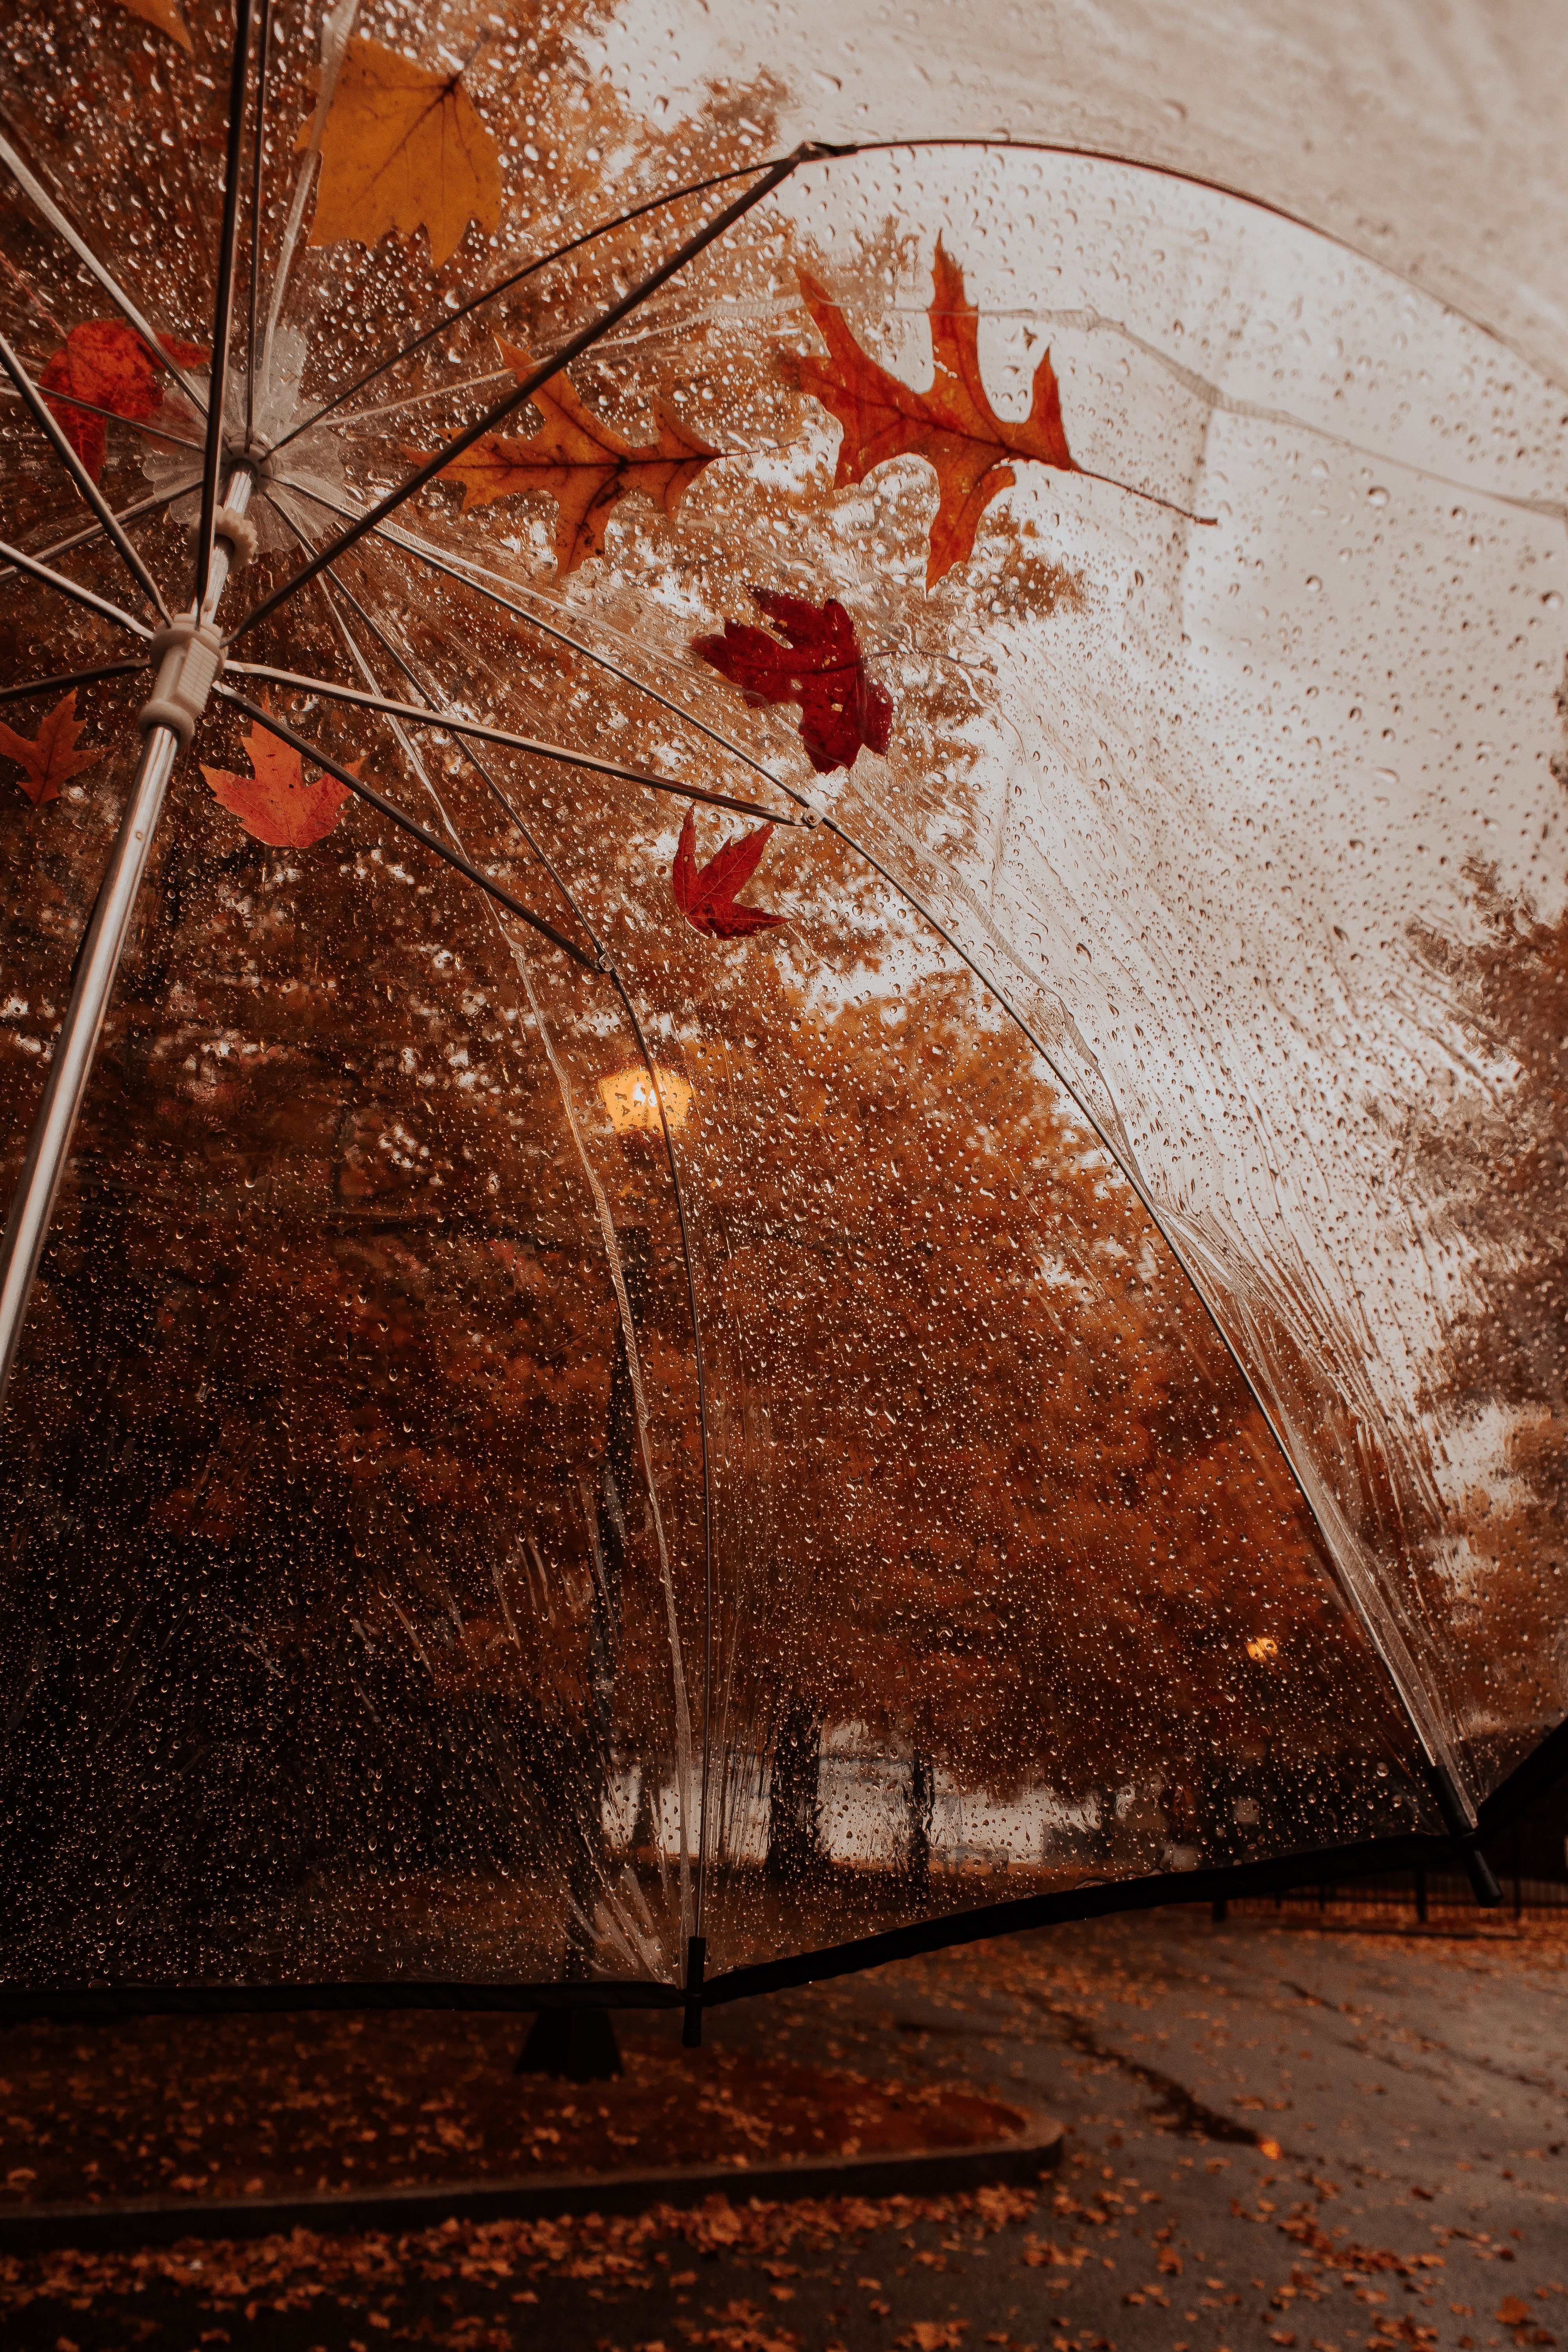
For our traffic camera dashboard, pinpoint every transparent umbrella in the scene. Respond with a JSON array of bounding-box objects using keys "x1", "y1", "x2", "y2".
[{"x1": 0, "y1": 0, "x2": 1563, "y2": 2045}]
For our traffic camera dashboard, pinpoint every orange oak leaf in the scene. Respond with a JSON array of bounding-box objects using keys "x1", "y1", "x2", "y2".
[
  {"x1": 302, "y1": 37, "x2": 504, "y2": 272},
  {"x1": 780, "y1": 239, "x2": 1079, "y2": 589},
  {"x1": 112, "y1": 0, "x2": 193, "y2": 51},
  {"x1": 693, "y1": 588, "x2": 891, "y2": 775},
  {"x1": 671, "y1": 807, "x2": 784, "y2": 940},
  {"x1": 40, "y1": 319, "x2": 208, "y2": 482},
  {"x1": 201, "y1": 718, "x2": 358, "y2": 850},
  {"x1": 414, "y1": 338, "x2": 720, "y2": 575},
  {"x1": 0, "y1": 690, "x2": 102, "y2": 807}
]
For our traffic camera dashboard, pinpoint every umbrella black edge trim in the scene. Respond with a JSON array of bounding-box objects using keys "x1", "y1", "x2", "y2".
[
  {"x1": 703, "y1": 1711, "x2": 1568, "y2": 2007},
  {"x1": 0, "y1": 1978, "x2": 684, "y2": 2027},
  {"x1": 1, "y1": 1716, "x2": 1560, "y2": 2026}
]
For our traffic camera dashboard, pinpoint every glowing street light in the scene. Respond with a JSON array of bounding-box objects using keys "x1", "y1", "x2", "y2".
[{"x1": 598, "y1": 1063, "x2": 693, "y2": 1137}]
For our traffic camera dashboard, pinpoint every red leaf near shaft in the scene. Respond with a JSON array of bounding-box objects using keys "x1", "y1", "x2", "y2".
[
  {"x1": 39, "y1": 319, "x2": 208, "y2": 481},
  {"x1": 200, "y1": 717, "x2": 356, "y2": 850},
  {"x1": 0, "y1": 690, "x2": 102, "y2": 806}
]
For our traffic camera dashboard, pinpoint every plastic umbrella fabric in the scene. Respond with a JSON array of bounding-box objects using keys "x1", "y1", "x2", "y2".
[{"x1": 0, "y1": 0, "x2": 1563, "y2": 2034}]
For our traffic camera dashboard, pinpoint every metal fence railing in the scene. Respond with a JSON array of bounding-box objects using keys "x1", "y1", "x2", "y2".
[{"x1": 1222, "y1": 1868, "x2": 1568, "y2": 1927}]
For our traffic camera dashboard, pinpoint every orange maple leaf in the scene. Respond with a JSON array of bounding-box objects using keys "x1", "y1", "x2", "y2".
[
  {"x1": 781, "y1": 240, "x2": 1079, "y2": 590},
  {"x1": 200, "y1": 717, "x2": 357, "y2": 850},
  {"x1": 0, "y1": 691, "x2": 103, "y2": 807},
  {"x1": 302, "y1": 37, "x2": 503, "y2": 272},
  {"x1": 40, "y1": 319, "x2": 208, "y2": 482},
  {"x1": 413, "y1": 338, "x2": 720, "y2": 576}
]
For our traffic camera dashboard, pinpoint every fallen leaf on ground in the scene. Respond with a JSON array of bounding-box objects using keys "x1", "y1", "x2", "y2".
[
  {"x1": 1499, "y1": 2302, "x2": 1533, "y2": 2328},
  {"x1": 112, "y1": 0, "x2": 192, "y2": 49},
  {"x1": 780, "y1": 240, "x2": 1078, "y2": 588},
  {"x1": 692, "y1": 588, "x2": 891, "y2": 773},
  {"x1": 201, "y1": 717, "x2": 356, "y2": 849},
  {"x1": 671, "y1": 806, "x2": 784, "y2": 940},
  {"x1": 40, "y1": 319, "x2": 207, "y2": 480},
  {"x1": 304, "y1": 36, "x2": 503, "y2": 271},
  {"x1": 0, "y1": 691, "x2": 102, "y2": 806},
  {"x1": 415, "y1": 338, "x2": 718, "y2": 572}
]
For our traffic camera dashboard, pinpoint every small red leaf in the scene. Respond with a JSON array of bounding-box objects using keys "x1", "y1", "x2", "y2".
[
  {"x1": 671, "y1": 807, "x2": 784, "y2": 939},
  {"x1": 39, "y1": 319, "x2": 207, "y2": 481},
  {"x1": 200, "y1": 718, "x2": 356, "y2": 850},
  {"x1": 692, "y1": 588, "x2": 891, "y2": 775},
  {"x1": 0, "y1": 690, "x2": 102, "y2": 806}
]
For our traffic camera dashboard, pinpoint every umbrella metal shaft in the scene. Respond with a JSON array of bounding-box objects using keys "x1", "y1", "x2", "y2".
[{"x1": 0, "y1": 472, "x2": 254, "y2": 1414}]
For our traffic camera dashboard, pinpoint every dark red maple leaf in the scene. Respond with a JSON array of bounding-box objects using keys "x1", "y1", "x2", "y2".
[
  {"x1": 39, "y1": 319, "x2": 208, "y2": 481},
  {"x1": 691, "y1": 588, "x2": 892, "y2": 775},
  {"x1": 671, "y1": 806, "x2": 784, "y2": 939}
]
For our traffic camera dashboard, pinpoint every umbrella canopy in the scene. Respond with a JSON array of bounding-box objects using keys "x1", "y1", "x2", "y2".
[{"x1": 0, "y1": 0, "x2": 1563, "y2": 2020}]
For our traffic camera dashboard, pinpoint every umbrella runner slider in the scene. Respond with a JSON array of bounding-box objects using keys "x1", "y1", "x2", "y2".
[{"x1": 0, "y1": 61, "x2": 819, "y2": 1425}]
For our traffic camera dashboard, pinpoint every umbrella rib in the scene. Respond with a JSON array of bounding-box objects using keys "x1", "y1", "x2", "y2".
[
  {"x1": 0, "y1": 659, "x2": 148, "y2": 707},
  {"x1": 601, "y1": 966, "x2": 717, "y2": 1949},
  {"x1": 0, "y1": 381, "x2": 207, "y2": 454},
  {"x1": 213, "y1": 686, "x2": 598, "y2": 970},
  {"x1": 225, "y1": 661, "x2": 801, "y2": 826},
  {"x1": 0, "y1": 131, "x2": 209, "y2": 418},
  {"x1": 293, "y1": 561, "x2": 601, "y2": 971},
  {"x1": 262, "y1": 506, "x2": 716, "y2": 1928},
  {"x1": 243, "y1": 0, "x2": 274, "y2": 451},
  {"x1": 226, "y1": 145, "x2": 825, "y2": 648},
  {"x1": 0, "y1": 328, "x2": 171, "y2": 622},
  {"x1": 290, "y1": 556, "x2": 713, "y2": 1939},
  {"x1": 818, "y1": 805, "x2": 1469, "y2": 1804},
  {"x1": 0, "y1": 479, "x2": 202, "y2": 591},
  {"x1": 0, "y1": 537, "x2": 152, "y2": 639},
  {"x1": 267, "y1": 494, "x2": 596, "y2": 941},
  {"x1": 196, "y1": 0, "x2": 259, "y2": 610},
  {"x1": 264, "y1": 470, "x2": 797, "y2": 791},
  {"x1": 257, "y1": 0, "x2": 360, "y2": 404},
  {"x1": 267, "y1": 154, "x2": 799, "y2": 457}
]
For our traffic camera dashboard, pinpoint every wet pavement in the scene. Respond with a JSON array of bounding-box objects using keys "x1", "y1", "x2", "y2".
[{"x1": 3, "y1": 1905, "x2": 1565, "y2": 2351}]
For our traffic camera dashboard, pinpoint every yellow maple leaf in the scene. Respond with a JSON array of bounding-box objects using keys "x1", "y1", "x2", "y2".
[
  {"x1": 113, "y1": 0, "x2": 193, "y2": 52},
  {"x1": 412, "y1": 337, "x2": 720, "y2": 575},
  {"x1": 301, "y1": 37, "x2": 503, "y2": 272}
]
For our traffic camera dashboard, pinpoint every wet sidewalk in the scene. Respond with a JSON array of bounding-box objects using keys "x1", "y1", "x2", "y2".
[{"x1": 3, "y1": 1907, "x2": 1564, "y2": 2352}]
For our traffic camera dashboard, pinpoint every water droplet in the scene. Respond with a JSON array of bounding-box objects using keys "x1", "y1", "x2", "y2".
[
  {"x1": 1305, "y1": 575, "x2": 1322, "y2": 593},
  {"x1": 1367, "y1": 485, "x2": 1389, "y2": 506}
]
